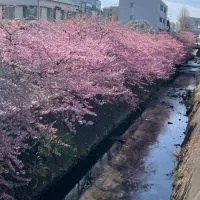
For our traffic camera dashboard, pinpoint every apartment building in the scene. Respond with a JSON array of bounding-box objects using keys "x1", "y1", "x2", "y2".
[
  {"x1": 76, "y1": 0, "x2": 101, "y2": 16},
  {"x1": 0, "y1": 0, "x2": 80, "y2": 20},
  {"x1": 103, "y1": 6, "x2": 118, "y2": 21},
  {"x1": 188, "y1": 17, "x2": 200, "y2": 36},
  {"x1": 119, "y1": 0, "x2": 168, "y2": 31}
]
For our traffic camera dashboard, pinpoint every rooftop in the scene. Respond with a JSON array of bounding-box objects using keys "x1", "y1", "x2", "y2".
[{"x1": 52, "y1": 0, "x2": 79, "y2": 6}]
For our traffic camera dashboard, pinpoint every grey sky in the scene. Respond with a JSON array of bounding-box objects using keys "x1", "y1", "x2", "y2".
[{"x1": 101, "y1": 0, "x2": 200, "y2": 22}]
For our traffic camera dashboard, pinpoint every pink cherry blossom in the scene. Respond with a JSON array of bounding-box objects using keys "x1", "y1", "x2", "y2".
[{"x1": 0, "y1": 18, "x2": 193, "y2": 199}]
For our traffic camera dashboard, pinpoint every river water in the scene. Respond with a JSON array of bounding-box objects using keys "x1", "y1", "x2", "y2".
[
  {"x1": 131, "y1": 75, "x2": 195, "y2": 200},
  {"x1": 64, "y1": 64, "x2": 197, "y2": 200}
]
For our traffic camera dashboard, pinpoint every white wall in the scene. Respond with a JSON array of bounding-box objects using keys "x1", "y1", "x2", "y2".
[
  {"x1": 40, "y1": 0, "x2": 79, "y2": 14},
  {"x1": 0, "y1": 0, "x2": 38, "y2": 20},
  {"x1": 158, "y1": 0, "x2": 168, "y2": 30},
  {"x1": 0, "y1": 0, "x2": 38, "y2": 6},
  {"x1": 15, "y1": 6, "x2": 23, "y2": 19},
  {"x1": 55, "y1": 9, "x2": 61, "y2": 20},
  {"x1": 0, "y1": 0, "x2": 79, "y2": 20},
  {"x1": 40, "y1": 7, "x2": 47, "y2": 19}
]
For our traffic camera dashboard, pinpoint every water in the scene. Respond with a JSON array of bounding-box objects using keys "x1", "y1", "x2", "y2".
[
  {"x1": 72, "y1": 66, "x2": 197, "y2": 200},
  {"x1": 132, "y1": 74, "x2": 195, "y2": 200}
]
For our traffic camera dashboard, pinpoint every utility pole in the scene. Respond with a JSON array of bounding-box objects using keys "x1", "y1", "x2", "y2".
[
  {"x1": 80, "y1": 0, "x2": 87, "y2": 15},
  {"x1": 38, "y1": 0, "x2": 40, "y2": 20}
]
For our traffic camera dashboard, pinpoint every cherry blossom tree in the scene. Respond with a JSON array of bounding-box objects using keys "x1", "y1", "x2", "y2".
[
  {"x1": 0, "y1": 18, "x2": 192, "y2": 199},
  {"x1": 125, "y1": 20, "x2": 153, "y2": 34},
  {"x1": 178, "y1": 31, "x2": 195, "y2": 52}
]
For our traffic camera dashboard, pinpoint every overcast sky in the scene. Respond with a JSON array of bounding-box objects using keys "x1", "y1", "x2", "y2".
[{"x1": 101, "y1": 0, "x2": 200, "y2": 22}]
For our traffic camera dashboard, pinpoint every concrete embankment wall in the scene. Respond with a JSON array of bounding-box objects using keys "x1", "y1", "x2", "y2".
[{"x1": 171, "y1": 83, "x2": 200, "y2": 200}]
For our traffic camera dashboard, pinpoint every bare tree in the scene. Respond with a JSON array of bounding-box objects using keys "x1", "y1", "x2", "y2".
[{"x1": 178, "y1": 7, "x2": 191, "y2": 32}]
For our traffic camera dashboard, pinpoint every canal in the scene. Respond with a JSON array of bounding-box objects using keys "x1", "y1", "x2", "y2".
[{"x1": 65, "y1": 62, "x2": 197, "y2": 200}]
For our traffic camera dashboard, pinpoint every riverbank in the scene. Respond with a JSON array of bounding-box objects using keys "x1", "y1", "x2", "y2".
[
  {"x1": 65, "y1": 66, "x2": 195, "y2": 200},
  {"x1": 171, "y1": 75, "x2": 200, "y2": 200},
  {"x1": 36, "y1": 64, "x2": 190, "y2": 200}
]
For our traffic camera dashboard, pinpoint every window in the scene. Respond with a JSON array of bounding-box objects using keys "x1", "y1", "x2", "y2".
[
  {"x1": 130, "y1": 2, "x2": 134, "y2": 8},
  {"x1": 167, "y1": 20, "x2": 170, "y2": 30},
  {"x1": 47, "y1": 8, "x2": 53, "y2": 20},
  {"x1": 130, "y1": 15, "x2": 133, "y2": 20},
  {"x1": 2, "y1": 6, "x2": 15, "y2": 19},
  {"x1": 61, "y1": 10, "x2": 65, "y2": 20},
  {"x1": 160, "y1": 17, "x2": 165, "y2": 24},
  {"x1": 161, "y1": 5, "x2": 166, "y2": 13},
  {"x1": 23, "y1": 6, "x2": 37, "y2": 20}
]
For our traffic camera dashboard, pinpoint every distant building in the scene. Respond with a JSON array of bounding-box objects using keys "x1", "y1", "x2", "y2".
[
  {"x1": 103, "y1": 6, "x2": 118, "y2": 21},
  {"x1": 0, "y1": 0, "x2": 80, "y2": 20},
  {"x1": 76, "y1": 0, "x2": 101, "y2": 16},
  {"x1": 119, "y1": 0, "x2": 168, "y2": 32},
  {"x1": 188, "y1": 17, "x2": 200, "y2": 36}
]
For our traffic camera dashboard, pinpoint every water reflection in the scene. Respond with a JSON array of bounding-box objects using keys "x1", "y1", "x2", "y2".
[{"x1": 65, "y1": 67, "x2": 197, "y2": 200}]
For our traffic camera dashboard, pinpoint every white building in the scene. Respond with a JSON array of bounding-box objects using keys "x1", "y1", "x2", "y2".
[
  {"x1": 103, "y1": 6, "x2": 119, "y2": 21},
  {"x1": 119, "y1": 0, "x2": 168, "y2": 31},
  {"x1": 81, "y1": 0, "x2": 101, "y2": 10},
  {"x1": 76, "y1": 0, "x2": 101, "y2": 16},
  {"x1": 0, "y1": 0, "x2": 80, "y2": 20},
  {"x1": 188, "y1": 17, "x2": 200, "y2": 36}
]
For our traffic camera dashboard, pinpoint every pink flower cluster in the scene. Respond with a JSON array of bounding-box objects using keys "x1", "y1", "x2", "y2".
[
  {"x1": 0, "y1": 18, "x2": 191, "y2": 199},
  {"x1": 178, "y1": 31, "x2": 196, "y2": 51}
]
